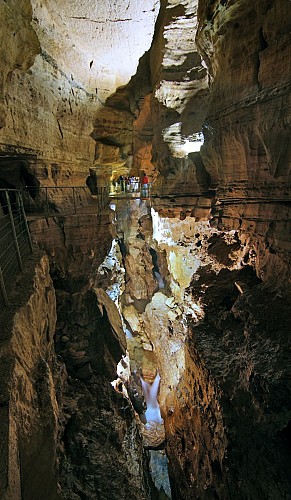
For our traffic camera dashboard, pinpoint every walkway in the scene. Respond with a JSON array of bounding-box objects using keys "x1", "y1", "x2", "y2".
[
  {"x1": 0, "y1": 185, "x2": 110, "y2": 306},
  {"x1": 0, "y1": 189, "x2": 32, "y2": 306},
  {"x1": 24, "y1": 185, "x2": 109, "y2": 219}
]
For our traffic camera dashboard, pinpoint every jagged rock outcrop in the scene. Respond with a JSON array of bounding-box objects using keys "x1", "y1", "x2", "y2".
[
  {"x1": 56, "y1": 287, "x2": 126, "y2": 381},
  {"x1": 150, "y1": 0, "x2": 209, "y2": 180},
  {"x1": 0, "y1": 243, "x2": 154, "y2": 499},
  {"x1": 117, "y1": 205, "x2": 291, "y2": 499},
  {"x1": 115, "y1": 200, "x2": 158, "y2": 306},
  {"x1": 29, "y1": 211, "x2": 114, "y2": 291},
  {"x1": 90, "y1": 0, "x2": 211, "y2": 199}
]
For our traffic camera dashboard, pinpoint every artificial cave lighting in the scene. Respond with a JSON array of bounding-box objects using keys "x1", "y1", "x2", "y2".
[{"x1": 182, "y1": 133, "x2": 204, "y2": 154}]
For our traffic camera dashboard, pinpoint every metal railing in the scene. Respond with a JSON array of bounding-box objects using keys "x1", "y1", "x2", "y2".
[
  {"x1": 22, "y1": 185, "x2": 110, "y2": 217},
  {"x1": 109, "y1": 181, "x2": 151, "y2": 199},
  {"x1": 0, "y1": 189, "x2": 33, "y2": 306}
]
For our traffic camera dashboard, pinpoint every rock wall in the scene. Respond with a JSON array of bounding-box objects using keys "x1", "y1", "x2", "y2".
[
  {"x1": 1, "y1": 1, "x2": 291, "y2": 498},
  {"x1": 150, "y1": 0, "x2": 209, "y2": 184},
  {"x1": 196, "y1": 0, "x2": 291, "y2": 288},
  {"x1": 29, "y1": 211, "x2": 114, "y2": 291},
  {"x1": 116, "y1": 205, "x2": 291, "y2": 499},
  {"x1": 0, "y1": 0, "x2": 40, "y2": 129},
  {"x1": 0, "y1": 1, "x2": 159, "y2": 185},
  {"x1": 27, "y1": 207, "x2": 155, "y2": 499},
  {"x1": 0, "y1": 50, "x2": 101, "y2": 182},
  {"x1": 54, "y1": 287, "x2": 152, "y2": 500},
  {"x1": 176, "y1": 265, "x2": 291, "y2": 499},
  {"x1": 0, "y1": 218, "x2": 153, "y2": 499},
  {"x1": 0, "y1": 252, "x2": 59, "y2": 500}
]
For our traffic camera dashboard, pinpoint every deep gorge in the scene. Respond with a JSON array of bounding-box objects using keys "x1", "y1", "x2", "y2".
[{"x1": 0, "y1": 1, "x2": 290, "y2": 499}]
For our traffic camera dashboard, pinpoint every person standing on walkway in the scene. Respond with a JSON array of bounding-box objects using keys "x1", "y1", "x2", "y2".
[{"x1": 141, "y1": 173, "x2": 149, "y2": 197}]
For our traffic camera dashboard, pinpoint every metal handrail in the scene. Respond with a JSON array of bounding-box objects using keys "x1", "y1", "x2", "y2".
[
  {"x1": 21, "y1": 185, "x2": 110, "y2": 217},
  {"x1": 0, "y1": 189, "x2": 33, "y2": 306},
  {"x1": 109, "y1": 181, "x2": 151, "y2": 199}
]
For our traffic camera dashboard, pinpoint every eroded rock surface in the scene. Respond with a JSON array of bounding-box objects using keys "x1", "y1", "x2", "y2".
[
  {"x1": 196, "y1": 0, "x2": 291, "y2": 288},
  {"x1": 169, "y1": 266, "x2": 291, "y2": 499},
  {"x1": 54, "y1": 286, "x2": 152, "y2": 500},
  {"x1": 0, "y1": 252, "x2": 59, "y2": 500},
  {"x1": 1, "y1": 1, "x2": 291, "y2": 499}
]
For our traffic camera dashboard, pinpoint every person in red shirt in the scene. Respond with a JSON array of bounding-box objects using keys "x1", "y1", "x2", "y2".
[{"x1": 141, "y1": 173, "x2": 149, "y2": 197}]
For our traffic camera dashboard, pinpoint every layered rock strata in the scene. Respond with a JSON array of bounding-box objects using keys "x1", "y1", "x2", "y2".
[
  {"x1": 29, "y1": 211, "x2": 114, "y2": 291},
  {"x1": 196, "y1": 0, "x2": 291, "y2": 287},
  {"x1": 115, "y1": 203, "x2": 291, "y2": 498},
  {"x1": 0, "y1": 0, "x2": 159, "y2": 188}
]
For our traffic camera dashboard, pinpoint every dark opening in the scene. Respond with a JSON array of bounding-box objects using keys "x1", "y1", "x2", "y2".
[
  {"x1": 149, "y1": 247, "x2": 159, "y2": 275},
  {"x1": 86, "y1": 170, "x2": 98, "y2": 195},
  {"x1": 281, "y1": 421, "x2": 291, "y2": 450},
  {"x1": 20, "y1": 163, "x2": 39, "y2": 199},
  {"x1": 259, "y1": 27, "x2": 268, "y2": 51}
]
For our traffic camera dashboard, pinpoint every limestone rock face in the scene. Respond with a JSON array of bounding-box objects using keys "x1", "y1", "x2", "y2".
[
  {"x1": 56, "y1": 287, "x2": 126, "y2": 381},
  {"x1": 115, "y1": 200, "x2": 158, "y2": 305},
  {"x1": 0, "y1": 252, "x2": 59, "y2": 500},
  {"x1": 0, "y1": 0, "x2": 159, "y2": 184},
  {"x1": 168, "y1": 266, "x2": 291, "y2": 499},
  {"x1": 196, "y1": 0, "x2": 291, "y2": 288},
  {"x1": 149, "y1": 0, "x2": 209, "y2": 192},
  {"x1": 0, "y1": 0, "x2": 40, "y2": 129},
  {"x1": 58, "y1": 375, "x2": 152, "y2": 500},
  {"x1": 31, "y1": 0, "x2": 159, "y2": 98},
  {"x1": 54, "y1": 284, "x2": 151, "y2": 500},
  {"x1": 165, "y1": 345, "x2": 227, "y2": 500},
  {"x1": 29, "y1": 211, "x2": 114, "y2": 291}
]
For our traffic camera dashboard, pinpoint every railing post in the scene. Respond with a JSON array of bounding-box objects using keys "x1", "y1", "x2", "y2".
[
  {"x1": 0, "y1": 264, "x2": 9, "y2": 306},
  {"x1": 45, "y1": 187, "x2": 48, "y2": 215},
  {"x1": 5, "y1": 190, "x2": 22, "y2": 271},
  {"x1": 73, "y1": 187, "x2": 76, "y2": 214},
  {"x1": 17, "y1": 191, "x2": 33, "y2": 253}
]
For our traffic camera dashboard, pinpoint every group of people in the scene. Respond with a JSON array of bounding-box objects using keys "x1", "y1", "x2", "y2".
[{"x1": 111, "y1": 173, "x2": 150, "y2": 197}]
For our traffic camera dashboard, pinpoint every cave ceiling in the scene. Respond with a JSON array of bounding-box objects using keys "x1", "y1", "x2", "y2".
[{"x1": 31, "y1": 0, "x2": 160, "y2": 97}]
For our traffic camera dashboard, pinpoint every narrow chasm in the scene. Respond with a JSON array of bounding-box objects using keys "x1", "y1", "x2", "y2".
[{"x1": 99, "y1": 198, "x2": 291, "y2": 499}]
